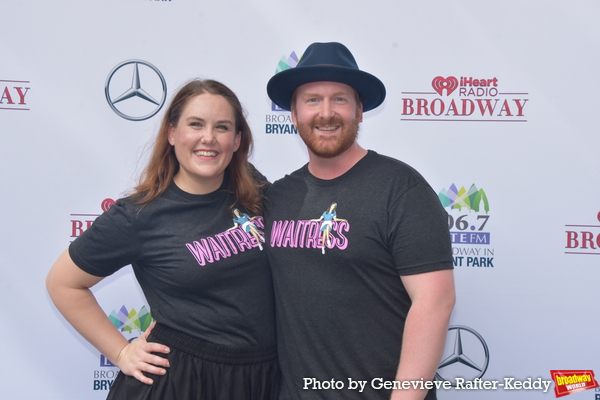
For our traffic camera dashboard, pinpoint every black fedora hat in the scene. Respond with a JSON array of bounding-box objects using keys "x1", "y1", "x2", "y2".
[{"x1": 267, "y1": 42, "x2": 386, "y2": 112}]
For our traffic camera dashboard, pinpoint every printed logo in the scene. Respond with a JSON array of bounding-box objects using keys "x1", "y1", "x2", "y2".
[
  {"x1": 402, "y1": 76, "x2": 528, "y2": 122},
  {"x1": 105, "y1": 60, "x2": 167, "y2": 121},
  {"x1": 1, "y1": 79, "x2": 31, "y2": 111},
  {"x1": 269, "y1": 202, "x2": 350, "y2": 253},
  {"x1": 265, "y1": 51, "x2": 299, "y2": 134},
  {"x1": 186, "y1": 216, "x2": 266, "y2": 266},
  {"x1": 438, "y1": 184, "x2": 494, "y2": 268},
  {"x1": 436, "y1": 325, "x2": 489, "y2": 385},
  {"x1": 565, "y1": 212, "x2": 600, "y2": 255},
  {"x1": 550, "y1": 370, "x2": 599, "y2": 397},
  {"x1": 229, "y1": 208, "x2": 265, "y2": 251},
  {"x1": 93, "y1": 368, "x2": 119, "y2": 391},
  {"x1": 432, "y1": 76, "x2": 459, "y2": 96},
  {"x1": 108, "y1": 305, "x2": 154, "y2": 334},
  {"x1": 70, "y1": 198, "x2": 115, "y2": 240},
  {"x1": 273, "y1": 51, "x2": 299, "y2": 111}
]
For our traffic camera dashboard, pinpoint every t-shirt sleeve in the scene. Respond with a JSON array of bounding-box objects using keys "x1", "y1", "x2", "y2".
[
  {"x1": 69, "y1": 199, "x2": 142, "y2": 277},
  {"x1": 248, "y1": 162, "x2": 271, "y2": 191},
  {"x1": 389, "y1": 182, "x2": 453, "y2": 275}
]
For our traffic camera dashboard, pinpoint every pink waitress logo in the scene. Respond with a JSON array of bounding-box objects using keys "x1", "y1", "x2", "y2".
[{"x1": 402, "y1": 75, "x2": 528, "y2": 122}]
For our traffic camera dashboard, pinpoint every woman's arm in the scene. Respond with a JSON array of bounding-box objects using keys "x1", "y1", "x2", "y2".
[{"x1": 46, "y1": 249, "x2": 170, "y2": 385}]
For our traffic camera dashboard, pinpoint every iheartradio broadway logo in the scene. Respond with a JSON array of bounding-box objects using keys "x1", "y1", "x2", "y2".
[
  {"x1": 1, "y1": 79, "x2": 31, "y2": 111},
  {"x1": 401, "y1": 75, "x2": 529, "y2": 122},
  {"x1": 564, "y1": 211, "x2": 600, "y2": 255}
]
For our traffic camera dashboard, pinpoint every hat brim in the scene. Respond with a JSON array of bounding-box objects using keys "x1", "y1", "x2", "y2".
[{"x1": 267, "y1": 65, "x2": 386, "y2": 112}]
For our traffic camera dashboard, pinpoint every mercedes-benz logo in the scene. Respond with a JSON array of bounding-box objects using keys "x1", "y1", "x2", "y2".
[
  {"x1": 435, "y1": 325, "x2": 489, "y2": 385},
  {"x1": 105, "y1": 60, "x2": 167, "y2": 121}
]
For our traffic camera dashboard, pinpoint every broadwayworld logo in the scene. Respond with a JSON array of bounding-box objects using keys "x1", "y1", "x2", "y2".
[
  {"x1": 550, "y1": 370, "x2": 599, "y2": 397},
  {"x1": 402, "y1": 75, "x2": 529, "y2": 122}
]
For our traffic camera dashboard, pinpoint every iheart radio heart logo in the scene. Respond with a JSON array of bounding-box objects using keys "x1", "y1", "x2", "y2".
[
  {"x1": 431, "y1": 76, "x2": 459, "y2": 96},
  {"x1": 402, "y1": 75, "x2": 528, "y2": 122}
]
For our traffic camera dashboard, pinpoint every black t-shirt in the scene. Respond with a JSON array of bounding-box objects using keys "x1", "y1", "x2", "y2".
[
  {"x1": 265, "y1": 151, "x2": 452, "y2": 399},
  {"x1": 70, "y1": 177, "x2": 275, "y2": 349}
]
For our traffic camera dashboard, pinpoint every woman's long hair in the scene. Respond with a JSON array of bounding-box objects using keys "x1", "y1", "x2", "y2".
[{"x1": 130, "y1": 79, "x2": 264, "y2": 214}]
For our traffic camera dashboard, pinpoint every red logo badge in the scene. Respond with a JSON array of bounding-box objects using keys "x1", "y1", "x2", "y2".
[
  {"x1": 101, "y1": 198, "x2": 116, "y2": 212},
  {"x1": 550, "y1": 370, "x2": 599, "y2": 397}
]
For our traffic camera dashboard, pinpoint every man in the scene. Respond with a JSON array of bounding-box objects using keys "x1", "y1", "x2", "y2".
[{"x1": 265, "y1": 42, "x2": 455, "y2": 400}]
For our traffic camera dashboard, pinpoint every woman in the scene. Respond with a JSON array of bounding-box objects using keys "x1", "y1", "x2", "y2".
[
  {"x1": 228, "y1": 208, "x2": 265, "y2": 251},
  {"x1": 46, "y1": 79, "x2": 278, "y2": 399},
  {"x1": 311, "y1": 202, "x2": 347, "y2": 254}
]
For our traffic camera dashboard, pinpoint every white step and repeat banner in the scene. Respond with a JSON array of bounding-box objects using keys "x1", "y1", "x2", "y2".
[{"x1": 2, "y1": 0, "x2": 599, "y2": 399}]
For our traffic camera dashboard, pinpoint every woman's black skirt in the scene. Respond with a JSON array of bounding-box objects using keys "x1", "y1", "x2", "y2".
[{"x1": 106, "y1": 323, "x2": 280, "y2": 400}]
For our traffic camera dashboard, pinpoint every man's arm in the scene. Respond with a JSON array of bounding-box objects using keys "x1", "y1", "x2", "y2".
[{"x1": 392, "y1": 269, "x2": 455, "y2": 400}]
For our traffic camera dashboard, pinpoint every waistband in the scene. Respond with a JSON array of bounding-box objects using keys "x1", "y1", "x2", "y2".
[{"x1": 149, "y1": 323, "x2": 278, "y2": 365}]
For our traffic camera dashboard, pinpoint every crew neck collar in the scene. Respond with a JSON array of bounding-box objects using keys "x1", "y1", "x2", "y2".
[{"x1": 302, "y1": 150, "x2": 376, "y2": 186}]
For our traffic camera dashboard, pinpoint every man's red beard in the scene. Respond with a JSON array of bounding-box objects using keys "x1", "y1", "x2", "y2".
[{"x1": 295, "y1": 115, "x2": 360, "y2": 159}]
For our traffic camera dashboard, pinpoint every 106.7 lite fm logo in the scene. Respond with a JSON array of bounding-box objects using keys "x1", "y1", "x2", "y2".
[
  {"x1": 438, "y1": 184, "x2": 494, "y2": 268},
  {"x1": 95, "y1": 306, "x2": 154, "y2": 391},
  {"x1": 402, "y1": 76, "x2": 528, "y2": 122}
]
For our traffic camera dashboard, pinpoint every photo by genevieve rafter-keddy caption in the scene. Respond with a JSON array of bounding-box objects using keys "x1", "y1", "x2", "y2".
[{"x1": 302, "y1": 376, "x2": 553, "y2": 394}]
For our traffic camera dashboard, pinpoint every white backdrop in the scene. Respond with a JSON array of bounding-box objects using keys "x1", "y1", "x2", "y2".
[{"x1": 2, "y1": 0, "x2": 599, "y2": 399}]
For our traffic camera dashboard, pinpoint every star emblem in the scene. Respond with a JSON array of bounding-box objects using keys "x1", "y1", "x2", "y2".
[
  {"x1": 435, "y1": 325, "x2": 490, "y2": 385},
  {"x1": 105, "y1": 60, "x2": 167, "y2": 121}
]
